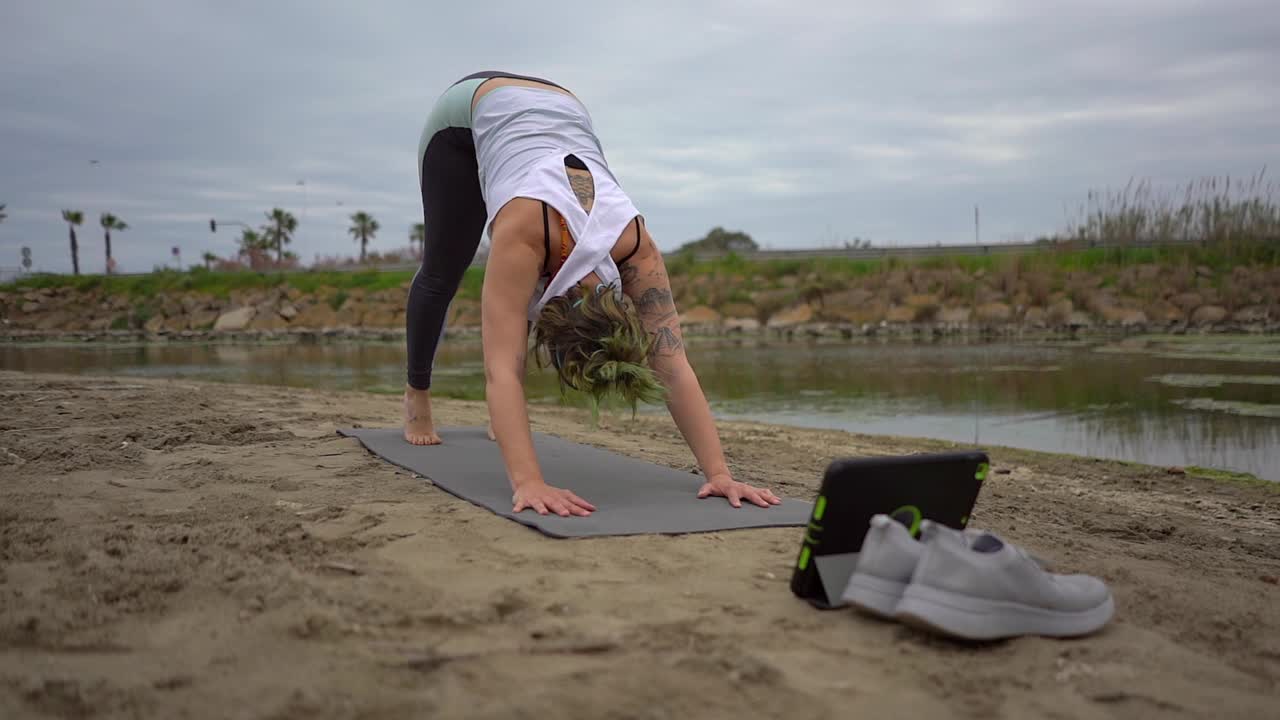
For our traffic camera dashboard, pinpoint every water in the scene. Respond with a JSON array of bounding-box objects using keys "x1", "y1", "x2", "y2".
[{"x1": 3, "y1": 337, "x2": 1278, "y2": 481}]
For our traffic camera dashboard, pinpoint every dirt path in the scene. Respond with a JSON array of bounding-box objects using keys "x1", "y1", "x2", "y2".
[{"x1": 1, "y1": 371, "x2": 1277, "y2": 719}]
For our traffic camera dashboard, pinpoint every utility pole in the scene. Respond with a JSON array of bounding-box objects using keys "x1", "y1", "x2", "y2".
[{"x1": 974, "y1": 205, "x2": 980, "y2": 245}]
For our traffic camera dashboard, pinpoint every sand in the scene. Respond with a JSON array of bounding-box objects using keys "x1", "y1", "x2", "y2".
[{"x1": 1, "y1": 370, "x2": 1277, "y2": 719}]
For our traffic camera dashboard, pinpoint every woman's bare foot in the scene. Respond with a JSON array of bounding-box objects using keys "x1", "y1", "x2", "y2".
[
  {"x1": 404, "y1": 386, "x2": 442, "y2": 445},
  {"x1": 487, "y1": 422, "x2": 497, "y2": 441}
]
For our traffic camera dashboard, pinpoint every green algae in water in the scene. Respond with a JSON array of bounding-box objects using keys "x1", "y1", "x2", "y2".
[
  {"x1": 1172, "y1": 397, "x2": 1280, "y2": 418},
  {"x1": 1149, "y1": 374, "x2": 1280, "y2": 388}
]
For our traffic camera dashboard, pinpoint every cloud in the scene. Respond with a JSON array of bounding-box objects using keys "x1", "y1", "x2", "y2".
[{"x1": 1, "y1": 0, "x2": 1277, "y2": 272}]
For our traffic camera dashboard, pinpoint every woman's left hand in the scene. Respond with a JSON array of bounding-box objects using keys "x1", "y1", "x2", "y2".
[{"x1": 697, "y1": 474, "x2": 783, "y2": 508}]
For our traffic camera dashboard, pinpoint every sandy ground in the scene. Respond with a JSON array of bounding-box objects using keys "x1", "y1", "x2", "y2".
[{"x1": 1, "y1": 370, "x2": 1278, "y2": 719}]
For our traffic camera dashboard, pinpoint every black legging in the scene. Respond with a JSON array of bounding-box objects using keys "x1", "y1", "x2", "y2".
[
  {"x1": 407, "y1": 71, "x2": 570, "y2": 390},
  {"x1": 406, "y1": 126, "x2": 487, "y2": 390}
]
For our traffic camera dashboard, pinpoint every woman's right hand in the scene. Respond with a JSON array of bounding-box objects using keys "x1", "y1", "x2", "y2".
[{"x1": 512, "y1": 482, "x2": 596, "y2": 517}]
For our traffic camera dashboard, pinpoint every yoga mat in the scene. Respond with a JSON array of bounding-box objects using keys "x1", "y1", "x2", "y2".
[{"x1": 338, "y1": 427, "x2": 813, "y2": 538}]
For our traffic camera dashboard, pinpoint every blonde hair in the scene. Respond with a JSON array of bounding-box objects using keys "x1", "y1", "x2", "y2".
[{"x1": 531, "y1": 283, "x2": 665, "y2": 423}]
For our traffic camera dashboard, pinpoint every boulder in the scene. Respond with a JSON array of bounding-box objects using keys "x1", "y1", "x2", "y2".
[
  {"x1": 767, "y1": 304, "x2": 815, "y2": 327},
  {"x1": 937, "y1": 307, "x2": 972, "y2": 325},
  {"x1": 884, "y1": 306, "x2": 916, "y2": 324},
  {"x1": 725, "y1": 317, "x2": 761, "y2": 333},
  {"x1": 1232, "y1": 305, "x2": 1269, "y2": 323},
  {"x1": 162, "y1": 315, "x2": 189, "y2": 333},
  {"x1": 1067, "y1": 311, "x2": 1093, "y2": 328},
  {"x1": 144, "y1": 315, "x2": 167, "y2": 333},
  {"x1": 682, "y1": 305, "x2": 721, "y2": 325},
  {"x1": 1023, "y1": 307, "x2": 1048, "y2": 328},
  {"x1": 1190, "y1": 305, "x2": 1227, "y2": 326},
  {"x1": 34, "y1": 311, "x2": 74, "y2": 331},
  {"x1": 189, "y1": 309, "x2": 220, "y2": 330},
  {"x1": 278, "y1": 303, "x2": 299, "y2": 320},
  {"x1": 293, "y1": 304, "x2": 339, "y2": 329},
  {"x1": 1046, "y1": 299, "x2": 1074, "y2": 326},
  {"x1": 213, "y1": 306, "x2": 257, "y2": 331},
  {"x1": 1171, "y1": 292, "x2": 1204, "y2": 312},
  {"x1": 250, "y1": 313, "x2": 290, "y2": 331},
  {"x1": 719, "y1": 302, "x2": 755, "y2": 319},
  {"x1": 975, "y1": 302, "x2": 1013, "y2": 323}
]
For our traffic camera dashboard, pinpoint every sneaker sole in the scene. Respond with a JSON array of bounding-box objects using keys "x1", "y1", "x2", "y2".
[
  {"x1": 894, "y1": 583, "x2": 1114, "y2": 640},
  {"x1": 842, "y1": 572, "x2": 908, "y2": 618}
]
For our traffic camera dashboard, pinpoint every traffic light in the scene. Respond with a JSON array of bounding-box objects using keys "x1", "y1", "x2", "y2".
[{"x1": 210, "y1": 219, "x2": 217, "y2": 233}]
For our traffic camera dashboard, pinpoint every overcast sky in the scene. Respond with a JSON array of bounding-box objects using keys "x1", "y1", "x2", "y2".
[{"x1": 2, "y1": 0, "x2": 1278, "y2": 274}]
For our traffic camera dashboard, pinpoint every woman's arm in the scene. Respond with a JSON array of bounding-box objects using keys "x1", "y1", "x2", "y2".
[
  {"x1": 482, "y1": 215, "x2": 595, "y2": 516},
  {"x1": 619, "y1": 228, "x2": 780, "y2": 508}
]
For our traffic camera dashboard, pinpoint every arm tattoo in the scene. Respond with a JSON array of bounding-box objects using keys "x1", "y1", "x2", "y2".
[
  {"x1": 566, "y1": 169, "x2": 595, "y2": 213},
  {"x1": 652, "y1": 326, "x2": 684, "y2": 356},
  {"x1": 619, "y1": 262, "x2": 638, "y2": 286},
  {"x1": 635, "y1": 287, "x2": 675, "y2": 318}
]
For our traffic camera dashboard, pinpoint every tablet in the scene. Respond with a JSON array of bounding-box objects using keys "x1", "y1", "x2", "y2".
[{"x1": 789, "y1": 450, "x2": 989, "y2": 608}]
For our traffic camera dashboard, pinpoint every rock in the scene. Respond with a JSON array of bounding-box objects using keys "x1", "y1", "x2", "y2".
[
  {"x1": 363, "y1": 307, "x2": 405, "y2": 329},
  {"x1": 904, "y1": 293, "x2": 940, "y2": 308},
  {"x1": 975, "y1": 302, "x2": 1013, "y2": 323},
  {"x1": 1023, "y1": 307, "x2": 1048, "y2": 328},
  {"x1": 21, "y1": 302, "x2": 40, "y2": 313},
  {"x1": 682, "y1": 305, "x2": 721, "y2": 325},
  {"x1": 937, "y1": 307, "x2": 971, "y2": 325},
  {"x1": 823, "y1": 288, "x2": 874, "y2": 308},
  {"x1": 1195, "y1": 265, "x2": 1214, "y2": 278},
  {"x1": 1116, "y1": 309, "x2": 1147, "y2": 327},
  {"x1": 278, "y1": 303, "x2": 299, "y2": 320},
  {"x1": 250, "y1": 313, "x2": 290, "y2": 331},
  {"x1": 162, "y1": 316, "x2": 189, "y2": 333},
  {"x1": 1047, "y1": 299, "x2": 1074, "y2": 326},
  {"x1": 189, "y1": 309, "x2": 220, "y2": 330},
  {"x1": 1171, "y1": 292, "x2": 1204, "y2": 312},
  {"x1": 1067, "y1": 311, "x2": 1093, "y2": 328},
  {"x1": 1190, "y1": 305, "x2": 1227, "y2": 326},
  {"x1": 1146, "y1": 301, "x2": 1185, "y2": 324},
  {"x1": 213, "y1": 306, "x2": 257, "y2": 331},
  {"x1": 448, "y1": 301, "x2": 481, "y2": 328},
  {"x1": 719, "y1": 302, "x2": 755, "y2": 319},
  {"x1": 884, "y1": 306, "x2": 916, "y2": 324},
  {"x1": 1232, "y1": 305, "x2": 1269, "y2": 323},
  {"x1": 767, "y1": 304, "x2": 814, "y2": 327},
  {"x1": 144, "y1": 315, "x2": 167, "y2": 333},
  {"x1": 293, "y1": 305, "x2": 339, "y2": 329},
  {"x1": 34, "y1": 311, "x2": 73, "y2": 331},
  {"x1": 725, "y1": 317, "x2": 761, "y2": 333}
]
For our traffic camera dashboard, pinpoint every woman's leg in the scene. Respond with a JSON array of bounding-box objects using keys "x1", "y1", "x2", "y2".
[{"x1": 404, "y1": 125, "x2": 487, "y2": 444}]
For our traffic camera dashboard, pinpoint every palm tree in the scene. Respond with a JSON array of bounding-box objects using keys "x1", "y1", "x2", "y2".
[
  {"x1": 410, "y1": 222, "x2": 425, "y2": 258},
  {"x1": 62, "y1": 210, "x2": 84, "y2": 275},
  {"x1": 201, "y1": 251, "x2": 218, "y2": 270},
  {"x1": 260, "y1": 208, "x2": 298, "y2": 264},
  {"x1": 348, "y1": 211, "x2": 379, "y2": 263},
  {"x1": 99, "y1": 213, "x2": 127, "y2": 274}
]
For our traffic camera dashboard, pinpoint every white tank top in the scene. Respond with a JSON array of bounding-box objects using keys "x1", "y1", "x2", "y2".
[{"x1": 471, "y1": 87, "x2": 640, "y2": 320}]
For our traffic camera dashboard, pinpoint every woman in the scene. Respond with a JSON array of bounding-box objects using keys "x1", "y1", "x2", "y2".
[{"x1": 406, "y1": 71, "x2": 780, "y2": 518}]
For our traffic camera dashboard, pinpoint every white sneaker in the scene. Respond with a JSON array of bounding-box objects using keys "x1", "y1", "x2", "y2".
[
  {"x1": 894, "y1": 521, "x2": 1114, "y2": 640},
  {"x1": 842, "y1": 513, "x2": 924, "y2": 618}
]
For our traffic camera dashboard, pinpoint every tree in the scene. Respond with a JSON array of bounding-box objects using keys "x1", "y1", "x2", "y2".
[
  {"x1": 410, "y1": 222, "x2": 425, "y2": 259},
  {"x1": 60, "y1": 210, "x2": 83, "y2": 274},
  {"x1": 348, "y1": 211, "x2": 379, "y2": 263},
  {"x1": 675, "y1": 226, "x2": 758, "y2": 255},
  {"x1": 260, "y1": 208, "x2": 298, "y2": 264},
  {"x1": 99, "y1": 213, "x2": 127, "y2": 274},
  {"x1": 201, "y1": 251, "x2": 218, "y2": 270}
]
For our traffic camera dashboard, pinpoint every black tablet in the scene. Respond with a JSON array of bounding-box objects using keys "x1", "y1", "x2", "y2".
[{"x1": 789, "y1": 450, "x2": 989, "y2": 608}]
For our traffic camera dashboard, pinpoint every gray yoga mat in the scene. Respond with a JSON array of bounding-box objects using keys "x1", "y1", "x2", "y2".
[{"x1": 338, "y1": 427, "x2": 813, "y2": 538}]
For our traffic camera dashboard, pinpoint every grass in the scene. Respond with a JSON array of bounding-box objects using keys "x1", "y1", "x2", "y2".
[
  {"x1": 1186, "y1": 466, "x2": 1276, "y2": 492},
  {"x1": 6, "y1": 175, "x2": 1277, "y2": 299}
]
